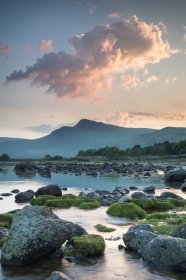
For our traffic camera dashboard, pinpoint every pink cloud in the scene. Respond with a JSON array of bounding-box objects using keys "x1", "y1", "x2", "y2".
[
  {"x1": 39, "y1": 39, "x2": 54, "y2": 53},
  {"x1": 7, "y1": 17, "x2": 175, "y2": 98},
  {"x1": 108, "y1": 12, "x2": 122, "y2": 19},
  {"x1": 0, "y1": 45, "x2": 11, "y2": 57}
]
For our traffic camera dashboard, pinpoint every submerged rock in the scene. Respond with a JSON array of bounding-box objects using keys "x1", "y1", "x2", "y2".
[
  {"x1": 1, "y1": 205, "x2": 87, "y2": 265},
  {"x1": 14, "y1": 163, "x2": 37, "y2": 176},
  {"x1": 143, "y1": 236, "x2": 186, "y2": 271}
]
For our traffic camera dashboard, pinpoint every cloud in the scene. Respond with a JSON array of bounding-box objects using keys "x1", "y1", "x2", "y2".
[
  {"x1": 108, "y1": 12, "x2": 122, "y2": 19},
  {"x1": 6, "y1": 17, "x2": 175, "y2": 98},
  {"x1": 122, "y1": 74, "x2": 158, "y2": 89},
  {"x1": 39, "y1": 40, "x2": 54, "y2": 53},
  {"x1": 0, "y1": 45, "x2": 11, "y2": 57},
  {"x1": 26, "y1": 124, "x2": 55, "y2": 133},
  {"x1": 182, "y1": 25, "x2": 186, "y2": 41},
  {"x1": 96, "y1": 111, "x2": 186, "y2": 127},
  {"x1": 89, "y1": 5, "x2": 97, "y2": 14},
  {"x1": 165, "y1": 76, "x2": 177, "y2": 83},
  {"x1": 26, "y1": 122, "x2": 77, "y2": 133}
]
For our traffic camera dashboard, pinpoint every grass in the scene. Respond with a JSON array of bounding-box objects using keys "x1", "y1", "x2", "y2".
[
  {"x1": 95, "y1": 224, "x2": 116, "y2": 232},
  {"x1": 106, "y1": 202, "x2": 147, "y2": 219},
  {"x1": 140, "y1": 212, "x2": 186, "y2": 235}
]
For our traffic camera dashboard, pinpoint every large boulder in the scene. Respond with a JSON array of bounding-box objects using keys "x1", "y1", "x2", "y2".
[
  {"x1": 171, "y1": 223, "x2": 186, "y2": 239},
  {"x1": 15, "y1": 190, "x2": 34, "y2": 203},
  {"x1": 35, "y1": 184, "x2": 62, "y2": 197},
  {"x1": 159, "y1": 192, "x2": 183, "y2": 200},
  {"x1": 165, "y1": 168, "x2": 186, "y2": 182},
  {"x1": 1, "y1": 206, "x2": 87, "y2": 265},
  {"x1": 123, "y1": 225, "x2": 156, "y2": 255},
  {"x1": 131, "y1": 192, "x2": 148, "y2": 199},
  {"x1": 181, "y1": 182, "x2": 186, "y2": 192},
  {"x1": 143, "y1": 185, "x2": 155, "y2": 194},
  {"x1": 14, "y1": 163, "x2": 36, "y2": 176},
  {"x1": 143, "y1": 236, "x2": 186, "y2": 271}
]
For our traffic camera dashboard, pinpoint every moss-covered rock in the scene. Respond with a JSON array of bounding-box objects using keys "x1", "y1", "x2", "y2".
[
  {"x1": 30, "y1": 195, "x2": 58, "y2": 206},
  {"x1": 0, "y1": 214, "x2": 14, "y2": 228},
  {"x1": 132, "y1": 198, "x2": 156, "y2": 210},
  {"x1": 79, "y1": 200, "x2": 101, "y2": 209},
  {"x1": 154, "y1": 200, "x2": 174, "y2": 211},
  {"x1": 46, "y1": 198, "x2": 74, "y2": 208},
  {"x1": 72, "y1": 234, "x2": 105, "y2": 259},
  {"x1": 95, "y1": 224, "x2": 116, "y2": 232},
  {"x1": 167, "y1": 198, "x2": 186, "y2": 208},
  {"x1": 106, "y1": 202, "x2": 147, "y2": 219}
]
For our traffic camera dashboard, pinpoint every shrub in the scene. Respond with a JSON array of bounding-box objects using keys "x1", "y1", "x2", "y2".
[
  {"x1": 95, "y1": 224, "x2": 116, "y2": 232},
  {"x1": 72, "y1": 234, "x2": 105, "y2": 258},
  {"x1": 106, "y1": 202, "x2": 147, "y2": 219}
]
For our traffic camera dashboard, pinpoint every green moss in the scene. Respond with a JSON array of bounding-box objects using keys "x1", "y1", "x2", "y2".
[
  {"x1": 30, "y1": 195, "x2": 58, "y2": 206},
  {"x1": 79, "y1": 200, "x2": 101, "y2": 209},
  {"x1": 0, "y1": 214, "x2": 14, "y2": 228},
  {"x1": 45, "y1": 198, "x2": 74, "y2": 208},
  {"x1": 140, "y1": 212, "x2": 186, "y2": 235},
  {"x1": 132, "y1": 198, "x2": 156, "y2": 210},
  {"x1": 95, "y1": 224, "x2": 116, "y2": 232},
  {"x1": 72, "y1": 234, "x2": 105, "y2": 259},
  {"x1": 167, "y1": 198, "x2": 186, "y2": 208},
  {"x1": 0, "y1": 237, "x2": 7, "y2": 247},
  {"x1": 154, "y1": 200, "x2": 174, "y2": 211},
  {"x1": 106, "y1": 202, "x2": 147, "y2": 219}
]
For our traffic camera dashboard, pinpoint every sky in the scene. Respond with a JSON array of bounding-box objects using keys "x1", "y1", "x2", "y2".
[{"x1": 0, "y1": 0, "x2": 186, "y2": 139}]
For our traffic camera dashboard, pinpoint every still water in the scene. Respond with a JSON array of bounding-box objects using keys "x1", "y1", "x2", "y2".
[{"x1": 0, "y1": 168, "x2": 186, "y2": 280}]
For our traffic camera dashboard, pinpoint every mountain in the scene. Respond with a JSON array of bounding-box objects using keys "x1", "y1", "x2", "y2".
[{"x1": 0, "y1": 119, "x2": 186, "y2": 158}]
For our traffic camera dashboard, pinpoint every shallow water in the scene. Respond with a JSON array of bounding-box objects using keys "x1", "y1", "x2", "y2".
[{"x1": 0, "y1": 169, "x2": 186, "y2": 280}]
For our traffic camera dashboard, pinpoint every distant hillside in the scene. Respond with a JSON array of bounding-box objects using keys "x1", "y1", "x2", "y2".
[
  {"x1": 0, "y1": 119, "x2": 186, "y2": 158},
  {"x1": 0, "y1": 137, "x2": 23, "y2": 144}
]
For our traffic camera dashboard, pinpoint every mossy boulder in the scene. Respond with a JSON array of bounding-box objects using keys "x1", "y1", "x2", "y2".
[
  {"x1": 154, "y1": 200, "x2": 174, "y2": 211},
  {"x1": 72, "y1": 234, "x2": 105, "y2": 259},
  {"x1": 30, "y1": 195, "x2": 58, "y2": 206},
  {"x1": 95, "y1": 224, "x2": 116, "y2": 232},
  {"x1": 132, "y1": 198, "x2": 156, "y2": 210},
  {"x1": 106, "y1": 202, "x2": 147, "y2": 219},
  {"x1": 79, "y1": 200, "x2": 101, "y2": 209},
  {"x1": 46, "y1": 198, "x2": 74, "y2": 208}
]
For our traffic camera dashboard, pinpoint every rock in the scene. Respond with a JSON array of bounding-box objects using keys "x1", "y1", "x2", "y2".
[
  {"x1": 49, "y1": 271, "x2": 70, "y2": 280},
  {"x1": 131, "y1": 192, "x2": 148, "y2": 199},
  {"x1": 35, "y1": 184, "x2": 62, "y2": 197},
  {"x1": 72, "y1": 234, "x2": 105, "y2": 258},
  {"x1": 0, "y1": 228, "x2": 9, "y2": 239},
  {"x1": 11, "y1": 189, "x2": 20, "y2": 194},
  {"x1": 143, "y1": 236, "x2": 186, "y2": 271},
  {"x1": 129, "y1": 186, "x2": 138, "y2": 190},
  {"x1": 143, "y1": 185, "x2": 155, "y2": 194},
  {"x1": 114, "y1": 187, "x2": 129, "y2": 195},
  {"x1": 123, "y1": 229, "x2": 157, "y2": 255},
  {"x1": 0, "y1": 197, "x2": 3, "y2": 200},
  {"x1": 143, "y1": 172, "x2": 151, "y2": 177},
  {"x1": 171, "y1": 224, "x2": 186, "y2": 239},
  {"x1": 14, "y1": 163, "x2": 37, "y2": 176},
  {"x1": 38, "y1": 168, "x2": 51, "y2": 178},
  {"x1": 62, "y1": 187, "x2": 68, "y2": 191},
  {"x1": 159, "y1": 192, "x2": 183, "y2": 200},
  {"x1": 15, "y1": 190, "x2": 34, "y2": 203},
  {"x1": 85, "y1": 192, "x2": 99, "y2": 198},
  {"x1": 118, "y1": 195, "x2": 132, "y2": 203},
  {"x1": 0, "y1": 193, "x2": 12, "y2": 197},
  {"x1": 100, "y1": 197, "x2": 114, "y2": 206},
  {"x1": 118, "y1": 244, "x2": 124, "y2": 250},
  {"x1": 165, "y1": 168, "x2": 186, "y2": 182},
  {"x1": 1, "y1": 205, "x2": 87, "y2": 265},
  {"x1": 106, "y1": 202, "x2": 147, "y2": 219},
  {"x1": 128, "y1": 224, "x2": 153, "y2": 233},
  {"x1": 181, "y1": 182, "x2": 186, "y2": 192},
  {"x1": 95, "y1": 190, "x2": 111, "y2": 196}
]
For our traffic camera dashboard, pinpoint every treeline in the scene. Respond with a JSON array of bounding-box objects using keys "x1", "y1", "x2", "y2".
[
  {"x1": 77, "y1": 140, "x2": 186, "y2": 159},
  {"x1": 0, "y1": 154, "x2": 10, "y2": 161}
]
